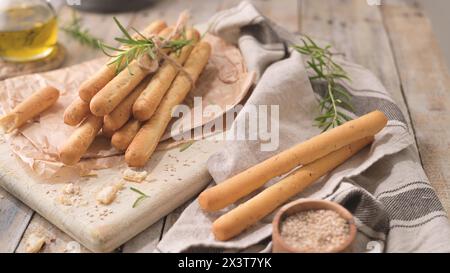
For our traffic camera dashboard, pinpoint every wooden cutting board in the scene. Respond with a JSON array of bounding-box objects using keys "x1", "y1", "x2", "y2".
[{"x1": 0, "y1": 135, "x2": 222, "y2": 252}]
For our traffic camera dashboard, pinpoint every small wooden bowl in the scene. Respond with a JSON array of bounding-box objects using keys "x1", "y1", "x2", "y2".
[{"x1": 272, "y1": 199, "x2": 356, "y2": 253}]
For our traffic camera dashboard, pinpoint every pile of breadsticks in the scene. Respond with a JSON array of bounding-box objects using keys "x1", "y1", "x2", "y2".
[
  {"x1": 60, "y1": 15, "x2": 211, "y2": 167},
  {"x1": 198, "y1": 110, "x2": 388, "y2": 241}
]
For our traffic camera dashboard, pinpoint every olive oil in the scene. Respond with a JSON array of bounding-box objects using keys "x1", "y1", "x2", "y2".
[{"x1": 0, "y1": 5, "x2": 57, "y2": 62}]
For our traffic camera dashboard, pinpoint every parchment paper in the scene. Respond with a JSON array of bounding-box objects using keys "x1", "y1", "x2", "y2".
[{"x1": 0, "y1": 34, "x2": 253, "y2": 178}]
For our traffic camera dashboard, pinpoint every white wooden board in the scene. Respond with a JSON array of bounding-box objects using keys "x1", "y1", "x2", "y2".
[{"x1": 0, "y1": 137, "x2": 221, "y2": 252}]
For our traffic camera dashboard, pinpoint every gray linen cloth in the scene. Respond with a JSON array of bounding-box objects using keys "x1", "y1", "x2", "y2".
[{"x1": 156, "y1": 1, "x2": 450, "y2": 253}]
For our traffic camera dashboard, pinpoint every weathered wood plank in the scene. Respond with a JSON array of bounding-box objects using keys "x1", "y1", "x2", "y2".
[
  {"x1": 382, "y1": 1, "x2": 450, "y2": 212},
  {"x1": 220, "y1": 0, "x2": 299, "y2": 32},
  {"x1": 16, "y1": 214, "x2": 90, "y2": 253},
  {"x1": 121, "y1": 219, "x2": 164, "y2": 253},
  {"x1": 129, "y1": 0, "x2": 224, "y2": 31},
  {"x1": 162, "y1": 199, "x2": 194, "y2": 235},
  {"x1": 122, "y1": 198, "x2": 192, "y2": 253},
  {"x1": 0, "y1": 188, "x2": 33, "y2": 253}
]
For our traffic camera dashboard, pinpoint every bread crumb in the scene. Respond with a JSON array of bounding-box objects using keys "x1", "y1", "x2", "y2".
[
  {"x1": 58, "y1": 194, "x2": 73, "y2": 206},
  {"x1": 64, "y1": 241, "x2": 81, "y2": 253},
  {"x1": 25, "y1": 233, "x2": 46, "y2": 253},
  {"x1": 96, "y1": 182, "x2": 124, "y2": 205},
  {"x1": 63, "y1": 183, "x2": 80, "y2": 195},
  {"x1": 123, "y1": 169, "x2": 148, "y2": 183}
]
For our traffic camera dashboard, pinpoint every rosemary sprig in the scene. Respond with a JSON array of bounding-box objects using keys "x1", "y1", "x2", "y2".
[
  {"x1": 164, "y1": 38, "x2": 192, "y2": 57},
  {"x1": 99, "y1": 17, "x2": 192, "y2": 74},
  {"x1": 130, "y1": 187, "x2": 149, "y2": 208},
  {"x1": 293, "y1": 36, "x2": 354, "y2": 131},
  {"x1": 61, "y1": 11, "x2": 102, "y2": 49}
]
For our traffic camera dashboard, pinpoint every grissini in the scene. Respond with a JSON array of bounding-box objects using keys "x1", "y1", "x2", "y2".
[
  {"x1": 78, "y1": 20, "x2": 167, "y2": 102},
  {"x1": 63, "y1": 97, "x2": 90, "y2": 126},
  {"x1": 101, "y1": 127, "x2": 115, "y2": 138},
  {"x1": 59, "y1": 114, "x2": 103, "y2": 165},
  {"x1": 212, "y1": 136, "x2": 374, "y2": 241},
  {"x1": 0, "y1": 86, "x2": 60, "y2": 133},
  {"x1": 103, "y1": 76, "x2": 151, "y2": 132},
  {"x1": 133, "y1": 28, "x2": 200, "y2": 121},
  {"x1": 111, "y1": 119, "x2": 141, "y2": 151},
  {"x1": 89, "y1": 27, "x2": 174, "y2": 117},
  {"x1": 125, "y1": 42, "x2": 211, "y2": 167},
  {"x1": 198, "y1": 110, "x2": 387, "y2": 212}
]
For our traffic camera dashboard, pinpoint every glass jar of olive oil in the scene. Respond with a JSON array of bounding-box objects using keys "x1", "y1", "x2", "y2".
[{"x1": 0, "y1": 0, "x2": 58, "y2": 62}]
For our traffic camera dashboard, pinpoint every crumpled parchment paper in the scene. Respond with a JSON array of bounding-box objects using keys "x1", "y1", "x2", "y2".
[{"x1": 0, "y1": 34, "x2": 254, "y2": 179}]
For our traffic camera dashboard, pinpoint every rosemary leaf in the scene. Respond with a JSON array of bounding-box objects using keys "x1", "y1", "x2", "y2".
[
  {"x1": 99, "y1": 17, "x2": 193, "y2": 74},
  {"x1": 132, "y1": 196, "x2": 147, "y2": 208},
  {"x1": 114, "y1": 17, "x2": 133, "y2": 40},
  {"x1": 61, "y1": 11, "x2": 102, "y2": 49},
  {"x1": 293, "y1": 36, "x2": 354, "y2": 131},
  {"x1": 130, "y1": 187, "x2": 149, "y2": 208}
]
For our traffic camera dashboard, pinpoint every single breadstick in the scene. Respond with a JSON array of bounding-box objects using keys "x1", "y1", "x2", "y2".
[
  {"x1": 0, "y1": 86, "x2": 60, "y2": 133},
  {"x1": 63, "y1": 97, "x2": 90, "y2": 126},
  {"x1": 78, "y1": 20, "x2": 167, "y2": 102},
  {"x1": 212, "y1": 136, "x2": 373, "y2": 241},
  {"x1": 133, "y1": 28, "x2": 200, "y2": 121},
  {"x1": 90, "y1": 27, "x2": 174, "y2": 117},
  {"x1": 103, "y1": 76, "x2": 151, "y2": 132},
  {"x1": 198, "y1": 110, "x2": 387, "y2": 212},
  {"x1": 111, "y1": 119, "x2": 141, "y2": 151},
  {"x1": 125, "y1": 42, "x2": 211, "y2": 167},
  {"x1": 59, "y1": 114, "x2": 103, "y2": 165}
]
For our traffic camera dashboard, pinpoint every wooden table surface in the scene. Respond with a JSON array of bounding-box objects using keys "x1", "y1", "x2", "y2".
[{"x1": 1, "y1": 0, "x2": 449, "y2": 253}]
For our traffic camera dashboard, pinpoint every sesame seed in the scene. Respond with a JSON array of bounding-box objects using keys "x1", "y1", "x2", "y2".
[{"x1": 280, "y1": 209, "x2": 350, "y2": 252}]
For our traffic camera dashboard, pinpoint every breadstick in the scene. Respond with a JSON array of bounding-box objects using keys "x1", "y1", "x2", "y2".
[
  {"x1": 63, "y1": 97, "x2": 90, "y2": 126},
  {"x1": 103, "y1": 76, "x2": 151, "y2": 132},
  {"x1": 198, "y1": 110, "x2": 387, "y2": 212},
  {"x1": 59, "y1": 114, "x2": 103, "y2": 165},
  {"x1": 212, "y1": 136, "x2": 373, "y2": 241},
  {"x1": 0, "y1": 86, "x2": 59, "y2": 133},
  {"x1": 78, "y1": 20, "x2": 167, "y2": 102},
  {"x1": 111, "y1": 119, "x2": 141, "y2": 151},
  {"x1": 101, "y1": 126, "x2": 115, "y2": 138},
  {"x1": 89, "y1": 27, "x2": 174, "y2": 117},
  {"x1": 133, "y1": 28, "x2": 200, "y2": 121},
  {"x1": 125, "y1": 42, "x2": 211, "y2": 167}
]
